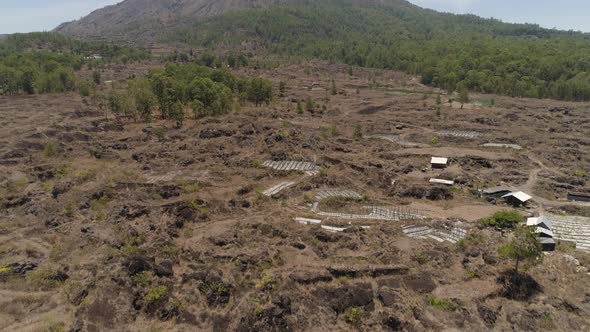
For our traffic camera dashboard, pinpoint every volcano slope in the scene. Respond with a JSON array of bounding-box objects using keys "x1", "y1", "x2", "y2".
[{"x1": 1, "y1": 62, "x2": 590, "y2": 331}]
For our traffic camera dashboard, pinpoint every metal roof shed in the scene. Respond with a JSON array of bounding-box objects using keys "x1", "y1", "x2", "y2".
[
  {"x1": 502, "y1": 191, "x2": 532, "y2": 206},
  {"x1": 431, "y1": 157, "x2": 448, "y2": 168},
  {"x1": 483, "y1": 185, "x2": 511, "y2": 195}
]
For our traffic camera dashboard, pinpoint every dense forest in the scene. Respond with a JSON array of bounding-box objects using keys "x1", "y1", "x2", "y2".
[
  {"x1": 0, "y1": 33, "x2": 150, "y2": 95},
  {"x1": 167, "y1": 0, "x2": 590, "y2": 101}
]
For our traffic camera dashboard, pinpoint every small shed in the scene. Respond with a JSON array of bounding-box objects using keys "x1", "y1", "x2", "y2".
[
  {"x1": 431, "y1": 157, "x2": 448, "y2": 169},
  {"x1": 527, "y1": 215, "x2": 556, "y2": 251},
  {"x1": 567, "y1": 193, "x2": 590, "y2": 202},
  {"x1": 502, "y1": 191, "x2": 531, "y2": 207},
  {"x1": 482, "y1": 185, "x2": 512, "y2": 198}
]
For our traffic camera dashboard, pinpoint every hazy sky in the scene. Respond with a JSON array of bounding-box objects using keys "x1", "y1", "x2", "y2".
[
  {"x1": 410, "y1": 0, "x2": 590, "y2": 32},
  {"x1": 0, "y1": 0, "x2": 121, "y2": 34},
  {"x1": 1, "y1": 0, "x2": 589, "y2": 34}
]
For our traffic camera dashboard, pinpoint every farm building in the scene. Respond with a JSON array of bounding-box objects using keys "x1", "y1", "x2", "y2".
[
  {"x1": 431, "y1": 157, "x2": 448, "y2": 169},
  {"x1": 502, "y1": 191, "x2": 531, "y2": 207},
  {"x1": 527, "y1": 215, "x2": 556, "y2": 251},
  {"x1": 482, "y1": 185, "x2": 512, "y2": 198},
  {"x1": 567, "y1": 193, "x2": 590, "y2": 203}
]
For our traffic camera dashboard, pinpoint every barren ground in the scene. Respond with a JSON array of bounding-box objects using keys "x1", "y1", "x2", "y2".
[{"x1": 1, "y1": 62, "x2": 589, "y2": 331}]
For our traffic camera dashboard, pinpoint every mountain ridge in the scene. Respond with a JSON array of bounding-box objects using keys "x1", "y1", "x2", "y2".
[
  {"x1": 55, "y1": 0, "x2": 419, "y2": 42},
  {"x1": 55, "y1": 0, "x2": 282, "y2": 40}
]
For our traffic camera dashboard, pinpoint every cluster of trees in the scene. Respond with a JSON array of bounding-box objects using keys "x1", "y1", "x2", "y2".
[
  {"x1": 169, "y1": 0, "x2": 590, "y2": 101},
  {"x1": 0, "y1": 52, "x2": 78, "y2": 94},
  {"x1": 164, "y1": 50, "x2": 250, "y2": 69},
  {"x1": 0, "y1": 32, "x2": 150, "y2": 95},
  {"x1": 106, "y1": 64, "x2": 273, "y2": 127}
]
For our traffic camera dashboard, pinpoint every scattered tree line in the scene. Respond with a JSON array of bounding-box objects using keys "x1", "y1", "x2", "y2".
[
  {"x1": 0, "y1": 32, "x2": 149, "y2": 63},
  {"x1": 168, "y1": 0, "x2": 590, "y2": 101},
  {"x1": 105, "y1": 64, "x2": 273, "y2": 127}
]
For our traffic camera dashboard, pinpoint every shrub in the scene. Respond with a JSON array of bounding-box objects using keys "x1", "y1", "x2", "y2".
[
  {"x1": 78, "y1": 80, "x2": 94, "y2": 97},
  {"x1": 427, "y1": 296, "x2": 457, "y2": 311},
  {"x1": 412, "y1": 253, "x2": 428, "y2": 264},
  {"x1": 131, "y1": 271, "x2": 153, "y2": 287},
  {"x1": 296, "y1": 100, "x2": 303, "y2": 114},
  {"x1": 26, "y1": 269, "x2": 68, "y2": 288},
  {"x1": 121, "y1": 244, "x2": 141, "y2": 256},
  {"x1": 255, "y1": 271, "x2": 275, "y2": 291},
  {"x1": 353, "y1": 124, "x2": 363, "y2": 140},
  {"x1": 344, "y1": 306, "x2": 363, "y2": 324},
  {"x1": 43, "y1": 142, "x2": 58, "y2": 158},
  {"x1": 144, "y1": 285, "x2": 168, "y2": 304},
  {"x1": 306, "y1": 97, "x2": 314, "y2": 112},
  {"x1": 0, "y1": 265, "x2": 11, "y2": 275}
]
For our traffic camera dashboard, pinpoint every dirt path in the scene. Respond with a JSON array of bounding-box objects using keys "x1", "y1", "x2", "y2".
[{"x1": 519, "y1": 152, "x2": 588, "y2": 210}]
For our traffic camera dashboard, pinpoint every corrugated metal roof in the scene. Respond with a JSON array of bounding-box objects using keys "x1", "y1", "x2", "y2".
[
  {"x1": 429, "y1": 178, "x2": 454, "y2": 185},
  {"x1": 535, "y1": 227, "x2": 554, "y2": 238},
  {"x1": 537, "y1": 215, "x2": 552, "y2": 231},
  {"x1": 502, "y1": 191, "x2": 532, "y2": 202},
  {"x1": 483, "y1": 185, "x2": 511, "y2": 194},
  {"x1": 431, "y1": 157, "x2": 448, "y2": 164}
]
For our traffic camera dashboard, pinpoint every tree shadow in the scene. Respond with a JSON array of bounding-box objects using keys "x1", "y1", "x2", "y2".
[{"x1": 496, "y1": 270, "x2": 543, "y2": 301}]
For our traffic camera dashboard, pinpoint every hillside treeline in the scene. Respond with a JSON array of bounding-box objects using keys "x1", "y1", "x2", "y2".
[
  {"x1": 0, "y1": 33, "x2": 150, "y2": 95},
  {"x1": 170, "y1": 0, "x2": 590, "y2": 101}
]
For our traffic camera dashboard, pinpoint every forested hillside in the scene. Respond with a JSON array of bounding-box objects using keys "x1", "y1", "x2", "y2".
[
  {"x1": 0, "y1": 33, "x2": 150, "y2": 95},
  {"x1": 170, "y1": 0, "x2": 590, "y2": 101},
  {"x1": 52, "y1": 0, "x2": 590, "y2": 101}
]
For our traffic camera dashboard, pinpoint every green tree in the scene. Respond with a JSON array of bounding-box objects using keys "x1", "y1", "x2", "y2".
[
  {"x1": 21, "y1": 69, "x2": 37, "y2": 94},
  {"x1": 306, "y1": 97, "x2": 314, "y2": 113},
  {"x1": 108, "y1": 90, "x2": 124, "y2": 119},
  {"x1": 200, "y1": 53, "x2": 216, "y2": 67},
  {"x1": 189, "y1": 77, "x2": 232, "y2": 115},
  {"x1": 93, "y1": 92, "x2": 108, "y2": 120},
  {"x1": 169, "y1": 100, "x2": 185, "y2": 128},
  {"x1": 458, "y1": 85, "x2": 470, "y2": 109},
  {"x1": 353, "y1": 124, "x2": 363, "y2": 140},
  {"x1": 128, "y1": 79, "x2": 157, "y2": 122},
  {"x1": 191, "y1": 100, "x2": 205, "y2": 119},
  {"x1": 247, "y1": 77, "x2": 273, "y2": 106},
  {"x1": 92, "y1": 70, "x2": 101, "y2": 85},
  {"x1": 296, "y1": 100, "x2": 303, "y2": 114},
  {"x1": 0, "y1": 65, "x2": 20, "y2": 95},
  {"x1": 227, "y1": 53, "x2": 237, "y2": 68},
  {"x1": 498, "y1": 226, "x2": 543, "y2": 273}
]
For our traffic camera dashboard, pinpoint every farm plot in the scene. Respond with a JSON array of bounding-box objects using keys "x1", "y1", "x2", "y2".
[
  {"x1": 262, "y1": 160, "x2": 320, "y2": 175},
  {"x1": 547, "y1": 214, "x2": 590, "y2": 251},
  {"x1": 438, "y1": 130, "x2": 481, "y2": 139},
  {"x1": 402, "y1": 224, "x2": 467, "y2": 243}
]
